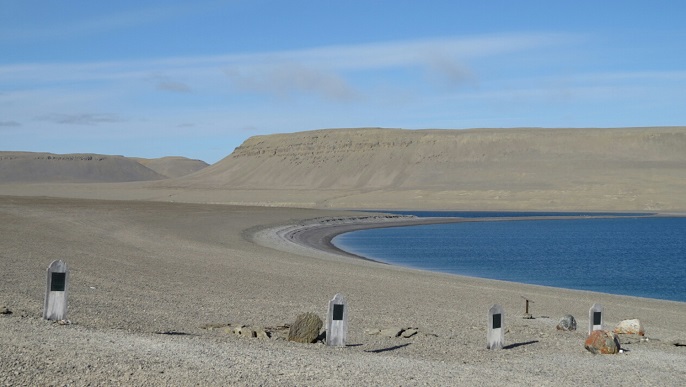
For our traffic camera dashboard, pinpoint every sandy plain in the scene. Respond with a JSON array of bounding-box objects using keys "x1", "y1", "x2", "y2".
[{"x1": 2, "y1": 195, "x2": 685, "y2": 386}]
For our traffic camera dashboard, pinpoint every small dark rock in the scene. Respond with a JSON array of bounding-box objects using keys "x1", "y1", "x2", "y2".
[{"x1": 1, "y1": 306, "x2": 12, "y2": 315}]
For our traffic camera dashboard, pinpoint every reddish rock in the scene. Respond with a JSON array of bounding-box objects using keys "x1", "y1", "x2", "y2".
[{"x1": 585, "y1": 330, "x2": 621, "y2": 354}]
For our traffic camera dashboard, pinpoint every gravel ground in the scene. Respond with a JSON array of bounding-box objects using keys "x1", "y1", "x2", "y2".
[{"x1": 2, "y1": 196, "x2": 685, "y2": 386}]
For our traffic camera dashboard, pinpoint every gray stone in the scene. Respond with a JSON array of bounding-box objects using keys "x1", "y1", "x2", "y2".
[
  {"x1": 380, "y1": 327, "x2": 404, "y2": 338},
  {"x1": 0, "y1": 306, "x2": 12, "y2": 315},
  {"x1": 233, "y1": 326, "x2": 257, "y2": 338},
  {"x1": 588, "y1": 303, "x2": 604, "y2": 335},
  {"x1": 326, "y1": 293, "x2": 348, "y2": 347},
  {"x1": 556, "y1": 315, "x2": 577, "y2": 331},
  {"x1": 288, "y1": 312, "x2": 323, "y2": 343},
  {"x1": 43, "y1": 260, "x2": 68, "y2": 321},
  {"x1": 255, "y1": 329, "x2": 271, "y2": 339},
  {"x1": 487, "y1": 304, "x2": 505, "y2": 350}
]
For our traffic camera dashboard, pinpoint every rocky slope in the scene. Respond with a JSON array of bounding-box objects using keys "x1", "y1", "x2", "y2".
[{"x1": 160, "y1": 127, "x2": 686, "y2": 211}]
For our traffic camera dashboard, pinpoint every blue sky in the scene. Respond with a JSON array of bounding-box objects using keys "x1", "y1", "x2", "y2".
[{"x1": 2, "y1": 1, "x2": 685, "y2": 164}]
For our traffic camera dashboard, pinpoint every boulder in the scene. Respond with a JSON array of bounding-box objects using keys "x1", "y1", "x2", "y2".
[
  {"x1": 288, "y1": 312, "x2": 323, "y2": 343},
  {"x1": 584, "y1": 330, "x2": 621, "y2": 354},
  {"x1": 613, "y1": 319, "x2": 645, "y2": 336},
  {"x1": 0, "y1": 306, "x2": 12, "y2": 315},
  {"x1": 556, "y1": 315, "x2": 577, "y2": 331}
]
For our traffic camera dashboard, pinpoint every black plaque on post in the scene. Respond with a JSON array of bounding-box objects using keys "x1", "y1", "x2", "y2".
[
  {"x1": 493, "y1": 313, "x2": 502, "y2": 329},
  {"x1": 51, "y1": 272, "x2": 66, "y2": 291},
  {"x1": 593, "y1": 311, "x2": 602, "y2": 326},
  {"x1": 333, "y1": 304, "x2": 344, "y2": 321}
]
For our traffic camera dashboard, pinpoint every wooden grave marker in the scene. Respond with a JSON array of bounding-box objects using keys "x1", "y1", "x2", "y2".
[
  {"x1": 326, "y1": 293, "x2": 348, "y2": 347},
  {"x1": 487, "y1": 304, "x2": 504, "y2": 350},
  {"x1": 588, "y1": 303, "x2": 604, "y2": 335},
  {"x1": 43, "y1": 260, "x2": 68, "y2": 321}
]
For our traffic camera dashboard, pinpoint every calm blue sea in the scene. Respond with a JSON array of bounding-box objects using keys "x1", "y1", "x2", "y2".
[{"x1": 332, "y1": 213, "x2": 686, "y2": 302}]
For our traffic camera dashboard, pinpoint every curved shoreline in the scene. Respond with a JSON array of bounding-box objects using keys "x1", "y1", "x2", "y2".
[
  {"x1": 285, "y1": 216, "x2": 467, "y2": 261},
  {"x1": 276, "y1": 213, "x2": 665, "y2": 262}
]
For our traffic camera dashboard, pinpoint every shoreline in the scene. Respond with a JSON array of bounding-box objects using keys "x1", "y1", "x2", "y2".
[
  {"x1": 277, "y1": 212, "x2": 669, "y2": 261},
  {"x1": 257, "y1": 212, "x2": 686, "y2": 304}
]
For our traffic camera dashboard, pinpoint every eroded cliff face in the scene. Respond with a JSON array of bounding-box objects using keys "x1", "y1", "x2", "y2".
[{"x1": 182, "y1": 127, "x2": 686, "y2": 192}]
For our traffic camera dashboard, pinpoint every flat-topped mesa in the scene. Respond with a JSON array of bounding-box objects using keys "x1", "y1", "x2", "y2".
[{"x1": 180, "y1": 127, "x2": 686, "y2": 191}]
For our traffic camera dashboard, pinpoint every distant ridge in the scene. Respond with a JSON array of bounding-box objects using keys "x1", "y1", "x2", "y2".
[
  {"x1": 159, "y1": 127, "x2": 686, "y2": 211},
  {"x1": 0, "y1": 152, "x2": 208, "y2": 183},
  {"x1": 132, "y1": 156, "x2": 209, "y2": 178}
]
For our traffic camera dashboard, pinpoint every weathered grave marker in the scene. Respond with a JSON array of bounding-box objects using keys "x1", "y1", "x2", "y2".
[
  {"x1": 326, "y1": 293, "x2": 348, "y2": 347},
  {"x1": 487, "y1": 304, "x2": 504, "y2": 350},
  {"x1": 588, "y1": 303, "x2": 603, "y2": 335},
  {"x1": 43, "y1": 260, "x2": 68, "y2": 321}
]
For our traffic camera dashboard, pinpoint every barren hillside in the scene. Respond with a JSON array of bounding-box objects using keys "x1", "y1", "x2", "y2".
[
  {"x1": 0, "y1": 152, "x2": 206, "y2": 183},
  {"x1": 158, "y1": 127, "x2": 686, "y2": 211},
  {"x1": 132, "y1": 156, "x2": 208, "y2": 178}
]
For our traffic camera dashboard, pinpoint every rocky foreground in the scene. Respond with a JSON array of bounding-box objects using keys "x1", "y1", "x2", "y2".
[{"x1": 2, "y1": 196, "x2": 685, "y2": 385}]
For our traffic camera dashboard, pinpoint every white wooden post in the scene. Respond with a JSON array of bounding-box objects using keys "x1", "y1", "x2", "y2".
[
  {"x1": 487, "y1": 304, "x2": 504, "y2": 350},
  {"x1": 326, "y1": 293, "x2": 348, "y2": 347},
  {"x1": 43, "y1": 260, "x2": 68, "y2": 321},
  {"x1": 588, "y1": 303, "x2": 603, "y2": 335}
]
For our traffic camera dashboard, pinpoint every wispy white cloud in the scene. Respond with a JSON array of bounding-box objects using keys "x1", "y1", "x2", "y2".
[
  {"x1": 0, "y1": 1, "x2": 224, "y2": 43},
  {"x1": 36, "y1": 113, "x2": 126, "y2": 126},
  {"x1": 0, "y1": 33, "x2": 570, "y2": 84},
  {"x1": 224, "y1": 64, "x2": 359, "y2": 102},
  {"x1": 147, "y1": 74, "x2": 193, "y2": 93},
  {"x1": 0, "y1": 121, "x2": 21, "y2": 127}
]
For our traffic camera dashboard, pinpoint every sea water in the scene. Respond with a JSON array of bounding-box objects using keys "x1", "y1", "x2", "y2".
[{"x1": 332, "y1": 213, "x2": 686, "y2": 302}]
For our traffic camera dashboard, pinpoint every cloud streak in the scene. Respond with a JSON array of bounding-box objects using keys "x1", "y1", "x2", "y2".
[
  {"x1": 36, "y1": 113, "x2": 125, "y2": 126},
  {"x1": 0, "y1": 2, "x2": 221, "y2": 43},
  {"x1": 0, "y1": 121, "x2": 21, "y2": 127},
  {"x1": 224, "y1": 64, "x2": 359, "y2": 101}
]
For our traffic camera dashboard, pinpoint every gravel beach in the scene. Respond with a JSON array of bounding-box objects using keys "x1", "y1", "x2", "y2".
[{"x1": 2, "y1": 196, "x2": 686, "y2": 386}]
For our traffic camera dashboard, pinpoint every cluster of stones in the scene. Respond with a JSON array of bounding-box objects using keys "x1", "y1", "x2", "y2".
[
  {"x1": 554, "y1": 313, "x2": 648, "y2": 355},
  {"x1": 34, "y1": 260, "x2": 671, "y2": 358},
  {"x1": 584, "y1": 319, "x2": 646, "y2": 355},
  {"x1": 365, "y1": 327, "x2": 420, "y2": 338},
  {"x1": 201, "y1": 323, "x2": 273, "y2": 340}
]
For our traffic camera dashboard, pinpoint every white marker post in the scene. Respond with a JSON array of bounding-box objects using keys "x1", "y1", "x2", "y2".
[
  {"x1": 588, "y1": 303, "x2": 603, "y2": 335},
  {"x1": 487, "y1": 304, "x2": 505, "y2": 350},
  {"x1": 43, "y1": 260, "x2": 68, "y2": 321},
  {"x1": 326, "y1": 293, "x2": 348, "y2": 347}
]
